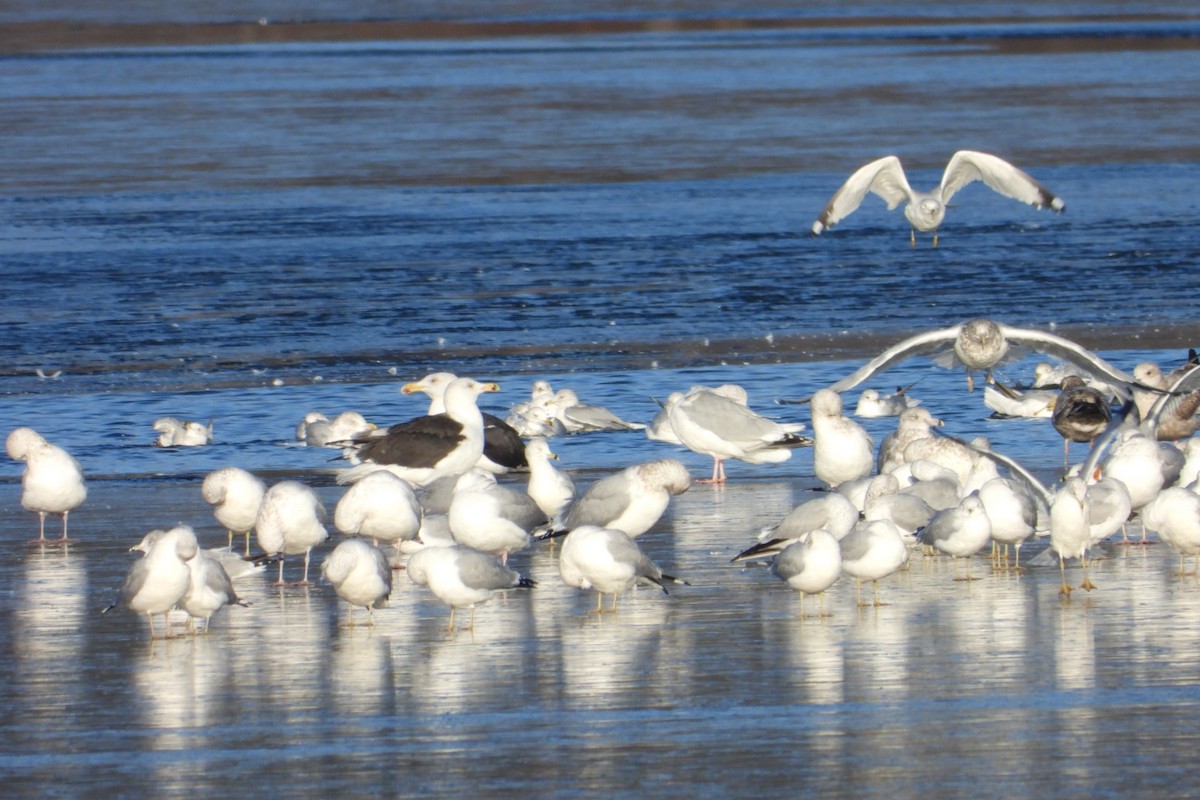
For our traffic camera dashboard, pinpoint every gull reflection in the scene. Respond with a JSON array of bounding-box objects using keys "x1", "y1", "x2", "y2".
[{"x1": 560, "y1": 601, "x2": 669, "y2": 709}]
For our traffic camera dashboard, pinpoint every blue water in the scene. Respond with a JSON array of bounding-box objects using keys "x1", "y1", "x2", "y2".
[{"x1": 3, "y1": 6, "x2": 1200, "y2": 798}]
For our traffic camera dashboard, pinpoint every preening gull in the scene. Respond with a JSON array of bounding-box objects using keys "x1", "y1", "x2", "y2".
[
  {"x1": 333, "y1": 470, "x2": 422, "y2": 550},
  {"x1": 558, "y1": 525, "x2": 687, "y2": 613},
  {"x1": 201, "y1": 466, "x2": 266, "y2": 555},
  {"x1": 668, "y1": 385, "x2": 811, "y2": 483},
  {"x1": 542, "y1": 458, "x2": 691, "y2": 539},
  {"x1": 406, "y1": 544, "x2": 534, "y2": 631},
  {"x1": 402, "y1": 372, "x2": 526, "y2": 472},
  {"x1": 255, "y1": 480, "x2": 329, "y2": 585},
  {"x1": 810, "y1": 389, "x2": 874, "y2": 488},
  {"x1": 769, "y1": 529, "x2": 842, "y2": 618},
  {"x1": 338, "y1": 377, "x2": 500, "y2": 486},
  {"x1": 811, "y1": 150, "x2": 1064, "y2": 247},
  {"x1": 6, "y1": 427, "x2": 87, "y2": 544},
  {"x1": 105, "y1": 525, "x2": 199, "y2": 639},
  {"x1": 322, "y1": 538, "x2": 392, "y2": 627},
  {"x1": 814, "y1": 318, "x2": 1145, "y2": 395},
  {"x1": 152, "y1": 417, "x2": 213, "y2": 447}
]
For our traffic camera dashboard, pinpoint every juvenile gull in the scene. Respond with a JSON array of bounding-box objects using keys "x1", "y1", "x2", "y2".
[
  {"x1": 322, "y1": 538, "x2": 393, "y2": 627},
  {"x1": 815, "y1": 318, "x2": 1144, "y2": 395},
  {"x1": 6, "y1": 427, "x2": 87, "y2": 544},
  {"x1": 810, "y1": 389, "x2": 874, "y2": 488},
  {"x1": 255, "y1": 480, "x2": 329, "y2": 585},
  {"x1": 406, "y1": 544, "x2": 534, "y2": 631},
  {"x1": 1051, "y1": 376, "x2": 1112, "y2": 467},
  {"x1": 558, "y1": 525, "x2": 687, "y2": 613},
  {"x1": 542, "y1": 458, "x2": 691, "y2": 539},
  {"x1": 201, "y1": 466, "x2": 266, "y2": 554},
  {"x1": 339, "y1": 377, "x2": 500, "y2": 486},
  {"x1": 402, "y1": 372, "x2": 526, "y2": 472},
  {"x1": 811, "y1": 150, "x2": 1064, "y2": 247},
  {"x1": 668, "y1": 385, "x2": 810, "y2": 483}
]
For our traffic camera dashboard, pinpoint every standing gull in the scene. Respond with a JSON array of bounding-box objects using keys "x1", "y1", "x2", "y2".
[
  {"x1": 812, "y1": 318, "x2": 1145, "y2": 395},
  {"x1": 1051, "y1": 376, "x2": 1112, "y2": 467},
  {"x1": 402, "y1": 372, "x2": 526, "y2": 473},
  {"x1": 839, "y1": 519, "x2": 910, "y2": 607},
  {"x1": 668, "y1": 385, "x2": 811, "y2": 483},
  {"x1": 524, "y1": 438, "x2": 576, "y2": 520},
  {"x1": 447, "y1": 468, "x2": 542, "y2": 563},
  {"x1": 769, "y1": 529, "x2": 843, "y2": 618},
  {"x1": 201, "y1": 466, "x2": 266, "y2": 555},
  {"x1": 732, "y1": 491, "x2": 860, "y2": 563},
  {"x1": 406, "y1": 544, "x2": 534, "y2": 632},
  {"x1": 339, "y1": 377, "x2": 500, "y2": 486},
  {"x1": 180, "y1": 547, "x2": 245, "y2": 635},
  {"x1": 333, "y1": 470, "x2": 422, "y2": 551},
  {"x1": 917, "y1": 493, "x2": 993, "y2": 580},
  {"x1": 106, "y1": 525, "x2": 198, "y2": 639},
  {"x1": 811, "y1": 150, "x2": 1064, "y2": 247},
  {"x1": 541, "y1": 458, "x2": 691, "y2": 539},
  {"x1": 255, "y1": 480, "x2": 329, "y2": 586},
  {"x1": 6, "y1": 427, "x2": 87, "y2": 544},
  {"x1": 810, "y1": 389, "x2": 874, "y2": 488},
  {"x1": 322, "y1": 538, "x2": 393, "y2": 627},
  {"x1": 558, "y1": 525, "x2": 687, "y2": 613}
]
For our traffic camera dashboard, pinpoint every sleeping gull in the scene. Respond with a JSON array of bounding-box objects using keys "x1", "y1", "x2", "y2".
[
  {"x1": 6, "y1": 427, "x2": 87, "y2": 544},
  {"x1": 405, "y1": 544, "x2": 534, "y2": 631},
  {"x1": 768, "y1": 529, "x2": 842, "y2": 618},
  {"x1": 983, "y1": 380, "x2": 1057, "y2": 419},
  {"x1": 447, "y1": 468, "x2": 543, "y2": 563},
  {"x1": 180, "y1": 546, "x2": 245, "y2": 635},
  {"x1": 810, "y1": 389, "x2": 874, "y2": 488},
  {"x1": 540, "y1": 458, "x2": 691, "y2": 539},
  {"x1": 558, "y1": 525, "x2": 687, "y2": 613},
  {"x1": 668, "y1": 385, "x2": 811, "y2": 483},
  {"x1": 105, "y1": 525, "x2": 198, "y2": 639},
  {"x1": 811, "y1": 150, "x2": 1064, "y2": 247},
  {"x1": 977, "y1": 476, "x2": 1038, "y2": 567},
  {"x1": 333, "y1": 470, "x2": 423, "y2": 551},
  {"x1": 338, "y1": 377, "x2": 500, "y2": 486},
  {"x1": 322, "y1": 538, "x2": 392, "y2": 627},
  {"x1": 551, "y1": 389, "x2": 645, "y2": 434},
  {"x1": 854, "y1": 386, "x2": 920, "y2": 418},
  {"x1": 201, "y1": 466, "x2": 266, "y2": 555},
  {"x1": 811, "y1": 318, "x2": 1145, "y2": 394},
  {"x1": 917, "y1": 492, "x2": 993, "y2": 580},
  {"x1": 297, "y1": 411, "x2": 376, "y2": 447},
  {"x1": 402, "y1": 372, "x2": 526, "y2": 472},
  {"x1": 255, "y1": 480, "x2": 329, "y2": 586},
  {"x1": 152, "y1": 417, "x2": 213, "y2": 447}
]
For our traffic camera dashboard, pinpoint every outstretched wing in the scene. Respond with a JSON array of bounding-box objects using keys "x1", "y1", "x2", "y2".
[
  {"x1": 823, "y1": 324, "x2": 964, "y2": 394},
  {"x1": 940, "y1": 150, "x2": 1065, "y2": 211},
  {"x1": 812, "y1": 155, "x2": 915, "y2": 234},
  {"x1": 998, "y1": 324, "x2": 1137, "y2": 395}
]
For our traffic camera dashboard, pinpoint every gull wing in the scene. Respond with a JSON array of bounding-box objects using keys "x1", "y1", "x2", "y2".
[
  {"x1": 824, "y1": 324, "x2": 964, "y2": 394},
  {"x1": 812, "y1": 155, "x2": 915, "y2": 234},
  {"x1": 997, "y1": 324, "x2": 1137, "y2": 395},
  {"x1": 1143, "y1": 364, "x2": 1200, "y2": 436},
  {"x1": 939, "y1": 150, "x2": 1065, "y2": 211}
]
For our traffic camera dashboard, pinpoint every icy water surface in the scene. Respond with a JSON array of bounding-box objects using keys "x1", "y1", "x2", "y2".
[{"x1": 4, "y1": 3, "x2": 1200, "y2": 797}]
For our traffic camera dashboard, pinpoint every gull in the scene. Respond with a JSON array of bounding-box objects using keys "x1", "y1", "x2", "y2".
[
  {"x1": 1051, "y1": 376, "x2": 1112, "y2": 467},
  {"x1": 321, "y1": 538, "x2": 392, "y2": 626},
  {"x1": 877, "y1": 407, "x2": 944, "y2": 473},
  {"x1": 402, "y1": 372, "x2": 526, "y2": 472},
  {"x1": 405, "y1": 544, "x2": 534, "y2": 631},
  {"x1": 180, "y1": 547, "x2": 245, "y2": 635},
  {"x1": 984, "y1": 380, "x2": 1057, "y2": 419},
  {"x1": 152, "y1": 417, "x2": 213, "y2": 447},
  {"x1": 333, "y1": 470, "x2": 422, "y2": 551},
  {"x1": 810, "y1": 389, "x2": 874, "y2": 488},
  {"x1": 917, "y1": 493, "x2": 993, "y2": 580},
  {"x1": 1139, "y1": 362, "x2": 1200, "y2": 442},
  {"x1": 447, "y1": 468, "x2": 542, "y2": 563},
  {"x1": 839, "y1": 519, "x2": 909, "y2": 607},
  {"x1": 551, "y1": 389, "x2": 645, "y2": 434},
  {"x1": 540, "y1": 458, "x2": 691, "y2": 539},
  {"x1": 255, "y1": 480, "x2": 329, "y2": 585},
  {"x1": 106, "y1": 525, "x2": 198, "y2": 639},
  {"x1": 897, "y1": 459, "x2": 963, "y2": 511},
  {"x1": 337, "y1": 377, "x2": 500, "y2": 486},
  {"x1": 732, "y1": 490, "x2": 860, "y2": 563},
  {"x1": 6, "y1": 427, "x2": 87, "y2": 544},
  {"x1": 297, "y1": 411, "x2": 376, "y2": 447},
  {"x1": 817, "y1": 318, "x2": 1145, "y2": 394},
  {"x1": 645, "y1": 391, "x2": 686, "y2": 445},
  {"x1": 853, "y1": 386, "x2": 920, "y2": 418},
  {"x1": 524, "y1": 438, "x2": 576, "y2": 519},
  {"x1": 1142, "y1": 488, "x2": 1200, "y2": 575},
  {"x1": 558, "y1": 525, "x2": 687, "y2": 613},
  {"x1": 668, "y1": 385, "x2": 811, "y2": 483},
  {"x1": 862, "y1": 473, "x2": 935, "y2": 542},
  {"x1": 769, "y1": 529, "x2": 843, "y2": 618},
  {"x1": 201, "y1": 466, "x2": 266, "y2": 554},
  {"x1": 977, "y1": 476, "x2": 1038, "y2": 567},
  {"x1": 811, "y1": 150, "x2": 1064, "y2": 247},
  {"x1": 1050, "y1": 478, "x2": 1095, "y2": 595}
]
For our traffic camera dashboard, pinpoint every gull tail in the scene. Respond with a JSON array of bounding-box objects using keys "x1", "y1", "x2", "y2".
[{"x1": 731, "y1": 538, "x2": 787, "y2": 563}]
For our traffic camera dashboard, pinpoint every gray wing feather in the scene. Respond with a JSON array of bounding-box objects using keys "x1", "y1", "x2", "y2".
[
  {"x1": 455, "y1": 548, "x2": 520, "y2": 592},
  {"x1": 814, "y1": 156, "x2": 914, "y2": 233},
  {"x1": 826, "y1": 325, "x2": 964, "y2": 394}
]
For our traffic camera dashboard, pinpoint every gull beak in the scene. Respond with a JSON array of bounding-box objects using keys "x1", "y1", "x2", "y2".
[
  {"x1": 483, "y1": 382, "x2": 501, "y2": 393},
  {"x1": 400, "y1": 382, "x2": 421, "y2": 394}
]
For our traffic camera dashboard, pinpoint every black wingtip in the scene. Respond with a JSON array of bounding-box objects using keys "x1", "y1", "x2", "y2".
[
  {"x1": 534, "y1": 528, "x2": 568, "y2": 542},
  {"x1": 518, "y1": 577, "x2": 537, "y2": 589}
]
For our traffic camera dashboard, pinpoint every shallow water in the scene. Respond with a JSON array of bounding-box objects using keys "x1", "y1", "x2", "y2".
[{"x1": 3, "y1": 4, "x2": 1200, "y2": 797}]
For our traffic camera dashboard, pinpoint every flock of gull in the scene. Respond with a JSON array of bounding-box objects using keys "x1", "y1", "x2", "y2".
[{"x1": 9, "y1": 311, "x2": 1200, "y2": 638}]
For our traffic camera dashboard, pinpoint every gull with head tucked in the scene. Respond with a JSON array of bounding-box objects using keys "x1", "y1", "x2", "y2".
[{"x1": 811, "y1": 150, "x2": 1064, "y2": 247}]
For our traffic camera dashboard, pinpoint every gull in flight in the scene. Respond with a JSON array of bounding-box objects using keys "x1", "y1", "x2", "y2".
[
  {"x1": 811, "y1": 150, "x2": 1065, "y2": 246},
  {"x1": 808, "y1": 318, "x2": 1145, "y2": 395}
]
